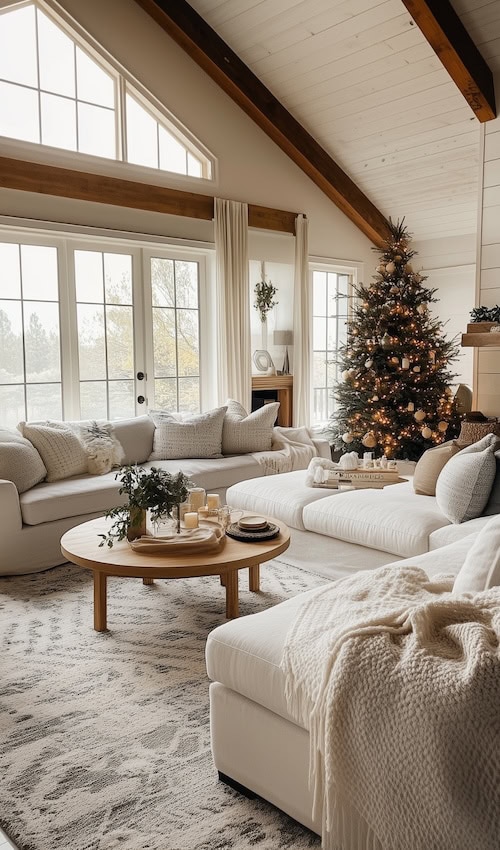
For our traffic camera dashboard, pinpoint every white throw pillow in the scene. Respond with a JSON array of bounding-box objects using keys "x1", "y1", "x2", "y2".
[
  {"x1": 0, "y1": 427, "x2": 47, "y2": 493},
  {"x1": 18, "y1": 421, "x2": 88, "y2": 482},
  {"x1": 453, "y1": 515, "x2": 500, "y2": 594},
  {"x1": 435, "y1": 434, "x2": 497, "y2": 524},
  {"x1": 149, "y1": 407, "x2": 226, "y2": 460},
  {"x1": 222, "y1": 399, "x2": 280, "y2": 454}
]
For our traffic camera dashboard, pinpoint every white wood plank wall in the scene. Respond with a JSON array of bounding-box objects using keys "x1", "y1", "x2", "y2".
[{"x1": 477, "y1": 70, "x2": 500, "y2": 416}]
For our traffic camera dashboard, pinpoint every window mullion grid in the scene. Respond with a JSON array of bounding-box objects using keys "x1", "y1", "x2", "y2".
[
  {"x1": 119, "y1": 77, "x2": 127, "y2": 163},
  {"x1": 101, "y1": 253, "x2": 110, "y2": 419},
  {"x1": 16, "y1": 244, "x2": 28, "y2": 420},
  {"x1": 34, "y1": 7, "x2": 42, "y2": 144},
  {"x1": 173, "y1": 261, "x2": 179, "y2": 410}
]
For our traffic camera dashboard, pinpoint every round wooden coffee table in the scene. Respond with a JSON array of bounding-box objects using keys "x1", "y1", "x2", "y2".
[{"x1": 61, "y1": 516, "x2": 290, "y2": 631}]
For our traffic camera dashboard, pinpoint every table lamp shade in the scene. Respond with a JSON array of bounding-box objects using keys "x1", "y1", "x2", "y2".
[{"x1": 273, "y1": 330, "x2": 293, "y2": 346}]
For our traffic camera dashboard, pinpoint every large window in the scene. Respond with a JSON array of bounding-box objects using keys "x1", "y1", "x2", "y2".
[
  {"x1": 0, "y1": 232, "x2": 209, "y2": 428},
  {"x1": 311, "y1": 266, "x2": 352, "y2": 426},
  {"x1": 0, "y1": 1, "x2": 213, "y2": 178}
]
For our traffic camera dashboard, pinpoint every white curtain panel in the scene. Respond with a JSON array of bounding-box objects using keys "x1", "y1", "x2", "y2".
[
  {"x1": 214, "y1": 198, "x2": 251, "y2": 411},
  {"x1": 293, "y1": 213, "x2": 310, "y2": 426}
]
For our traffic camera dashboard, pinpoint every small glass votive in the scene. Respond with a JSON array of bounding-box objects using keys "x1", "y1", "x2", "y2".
[
  {"x1": 184, "y1": 512, "x2": 199, "y2": 529},
  {"x1": 188, "y1": 487, "x2": 205, "y2": 511},
  {"x1": 207, "y1": 493, "x2": 220, "y2": 511},
  {"x1": 198, "y1": 506, "x2": 209, "y2": 519}
]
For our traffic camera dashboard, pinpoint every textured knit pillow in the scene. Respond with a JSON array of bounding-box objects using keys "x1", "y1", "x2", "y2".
[
  {"x1": 222, "y1": 400, "x2": 280, "y2": 454},
  {"x1": 18, "y1": 421, "x2": 88, "y2": 482},
  {"x1": 455, "y1": 419, "x2": 500, "y2": 447},
  {"x1": 412, "y1": 440, "x2": 461, "y2": 496},
  {"x1": 149, "y1": 407, "x2": 226, "y2": 460},
  {"x1": 453, "y1": 515, "x2": 500, "y2": 594},
  {"x1": 435, "y1": 434, "x2": 498, "y2": 524},
  {"x1": 0, "y1": 427, "x2": 47, "y2": 493}
]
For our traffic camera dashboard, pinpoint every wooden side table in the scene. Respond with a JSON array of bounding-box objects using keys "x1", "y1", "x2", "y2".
[{"x1": 251, "y1": 375, "x2": 293, "y2": 426}]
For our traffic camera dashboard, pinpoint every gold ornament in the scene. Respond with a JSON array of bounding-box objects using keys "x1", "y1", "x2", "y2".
[
  {"x1": 342, "y1": 432, "x2": 354, "y2": 443},
  {"x1": 389, "y1": 285, "x2": 399, "y2": 294},
  {"x1": 372, "y1": 395, "x2": 379, "y2": 402},
  {"x1": 438, "y1": 421, "x2": 449, "y2": 432},
  {"x1": 362, "y1": 432, "x2": 377, "y2": 448},
  {"x1": 376, "y1": 264, "x2": 386, "y2": 274},
  {"x1": 413, "y1": 366, "x2": 421, "y2": 373},
  {"x1": 421, "y1": 426, "x2": 432, "y2": 440},
  {"x1": 417, "y1": 303, "x2": 428, "y2": 315},
  {"x1": 414, "y1": 409, "x2": 426, "y2": 422},
  {"x1": 390, "y1": 356, "x2": 399, "y2": 365},
  {"x1": 385, "y1": 261, "x2": 396, "y2": 274},
  {"x1": 394, "y1": 254, "x2": 402, "y2": 262},
  {"x1": 365, "y1": 358, "x2": 373, "y2": 369},
  {"x1": 341, "y1": 369, "x2": 350, "y2": 381},
  {"x1": 405, "y1": 263, "x2": 413, "y2": 274}
]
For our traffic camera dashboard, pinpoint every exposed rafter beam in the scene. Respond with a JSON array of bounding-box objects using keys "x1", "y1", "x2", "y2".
[
  {"x1": 0, "y1": 157, "x2": 297, "y2": 233},
  {"x1": 133, "y1": 0, "x2": 391, "y2": 247},
  {"x1": 401, "y1": 0, "x2": 496, "y2": 122}
]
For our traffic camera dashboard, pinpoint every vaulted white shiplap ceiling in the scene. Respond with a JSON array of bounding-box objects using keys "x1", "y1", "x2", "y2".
[{"x1": 187, "y1": 0, "x2": 500, "y2": 243}]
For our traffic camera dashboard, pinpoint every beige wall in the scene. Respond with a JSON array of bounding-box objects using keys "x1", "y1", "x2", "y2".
[
  {"x1": 412, "y1": 235, "x2": 476, "y2": 388},
  {"x1": 0, "y1": 0, "x2": 375, "y2": 272},
  {"x1": 476, "y1": 71, "x2": 500, "y2": 416}
]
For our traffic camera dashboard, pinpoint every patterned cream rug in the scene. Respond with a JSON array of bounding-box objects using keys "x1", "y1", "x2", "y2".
[{"x1": 0, "y1": 560, "x2": 325, "y2": 850}]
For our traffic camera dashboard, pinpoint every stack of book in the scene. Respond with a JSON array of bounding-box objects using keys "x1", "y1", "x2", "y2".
[{"x1": 313, "y1": 467, "x2": 402, "y2": 490}]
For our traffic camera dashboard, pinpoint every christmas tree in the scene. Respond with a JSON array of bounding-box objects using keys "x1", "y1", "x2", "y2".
[{"x1": 332, "y1": 219, "x2": 460, "y2": 461}]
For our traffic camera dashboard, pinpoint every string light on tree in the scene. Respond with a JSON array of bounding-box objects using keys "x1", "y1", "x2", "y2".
[{"x1": 330, "y1": 218, "x2": 460, "y2": 460}]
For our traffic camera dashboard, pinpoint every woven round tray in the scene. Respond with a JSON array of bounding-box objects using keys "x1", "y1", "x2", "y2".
[{"x1": 225, "y1": 522, "x2": 279, "y2": 542}]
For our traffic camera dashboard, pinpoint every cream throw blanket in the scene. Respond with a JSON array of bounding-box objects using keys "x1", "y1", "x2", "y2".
[
  {"x1": 252, "y1": 426, "x2": 318, "y2": 475},
  {"x1": 281, "y1": 565, "x2": 500, "y2": 850}
]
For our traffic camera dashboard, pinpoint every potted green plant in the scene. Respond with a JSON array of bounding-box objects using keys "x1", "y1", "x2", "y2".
[{"x1": 98, "y1": 465, "x2": 191, "y2": 547}]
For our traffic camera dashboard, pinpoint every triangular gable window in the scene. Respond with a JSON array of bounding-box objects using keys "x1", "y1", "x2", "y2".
[{"x1": 0, "y1": 0, "x2": 213, "y2": 179}]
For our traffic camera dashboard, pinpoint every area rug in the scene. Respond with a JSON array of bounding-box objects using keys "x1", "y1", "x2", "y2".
[{"x1": 0, "y1": 561, "x2": 325, "y2": 850}]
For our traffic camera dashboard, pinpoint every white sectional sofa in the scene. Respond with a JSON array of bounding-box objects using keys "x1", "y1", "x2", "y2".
[
  {"x1": 207, "y1": 438, "x2": 500, "y2": 834},
  {"x1": 0, "y1": 415, "x2": 329, "y2": 576}
]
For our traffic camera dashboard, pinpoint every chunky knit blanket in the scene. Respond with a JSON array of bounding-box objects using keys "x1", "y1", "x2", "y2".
[{"x1": 281, "y1": 566, "x2": 500, "y2": 850}]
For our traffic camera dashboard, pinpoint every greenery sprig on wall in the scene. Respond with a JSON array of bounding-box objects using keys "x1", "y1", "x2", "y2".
[{"x1": 254, "y1": 280, "x2": 278, "y2": 322}]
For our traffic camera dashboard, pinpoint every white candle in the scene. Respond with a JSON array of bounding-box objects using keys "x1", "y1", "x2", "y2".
[
  {"x1": 207, "y1": 493, "x2": 220, "y2": 510},
  {"x1": 198, "y1": 506, "x2": 209, "y2": 519},
  {"x1": 402, "y1": 357, "x2": 410, "y2": 370},
  {"x1": 188, "y1": 487, "x2": 205, "y2": 511},
  {"x1": 184, "y1": 512, "x2": 199, "y2": 529},
  {"x1": 179, "y1": 501, "x2": 191, "y2": 521}
]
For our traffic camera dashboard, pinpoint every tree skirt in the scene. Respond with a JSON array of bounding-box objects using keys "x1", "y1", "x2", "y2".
[{"x1": 0, "y1": 562, "x2": 324, "y2": 850}]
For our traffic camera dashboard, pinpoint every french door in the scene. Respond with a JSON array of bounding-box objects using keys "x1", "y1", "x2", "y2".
[{"x1": 0, "y1": 232, "x2": 206, "y2": 428}]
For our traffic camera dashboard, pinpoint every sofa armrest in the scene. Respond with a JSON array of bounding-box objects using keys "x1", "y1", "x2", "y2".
[{"x1": 0, "y1": 479, "x2": 23, "y2": 531}]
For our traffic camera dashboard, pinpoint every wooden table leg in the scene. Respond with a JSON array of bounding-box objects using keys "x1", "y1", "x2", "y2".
[
  {"x1": 220, "y1": 574, "x2": 227, "y2": 586},
  {"x1": 249, "y1": 564, "x2": 260, "y2": 592},
  {"x1": 94, "y1": 572, "x2": 107, "y2": 632},
  {"x1": 225, "y1": 570, "x2": 239, "y2": 619},
  {"x1": 143, "y1": 578, "x2": 154, "y2": 585}
]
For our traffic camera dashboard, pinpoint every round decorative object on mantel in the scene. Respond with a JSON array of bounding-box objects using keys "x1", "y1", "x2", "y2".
[
  {"x1": 362, "y1": 431, "x2": 377, "y2": 448},
  {"x1": 252, "y1": 349, "x2": 274, "y2": 372}
]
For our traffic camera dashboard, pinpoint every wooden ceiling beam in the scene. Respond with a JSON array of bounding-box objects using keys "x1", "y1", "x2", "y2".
[
  {"x1": 401, "y1": 0, "x2": 496, "y2": 122},
  {"x1": 133, "y1": 0, "x2": 391, "y2": 247},
  {"x1": 0, "y1": 157, "x2": 297, "y2": 234}
]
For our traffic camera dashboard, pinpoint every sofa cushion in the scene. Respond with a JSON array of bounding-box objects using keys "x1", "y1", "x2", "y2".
[
  {"x1": 103, "y1": 417, "x2": 154, "y2": 466},
  {"x1": 384, "y1": 534, "x2": 477, "y2": 580},
  {"x1": 144, "y1": 455, "x2": 263, "y2": 493},
  {"x1": 429, "y1": 515, "x2": 493, "y2": 550},
  {"x1": 435, "y1": 434, "x2": 497, "y2": 524},
  {"x1": 18, "y1": 421, "x2": 88, "y2": 482},
  {"x1": 222, "y1": 400, "x2": 279, "y2": 454},
  {"x1": 75, "y1": 421, "x2": 125, "y2": 475},
  {"x1": 149, "y1": 407, "x2": 226, "y2": 460},
  {"x1": 19, "y1": 455, "x2": 265, "y2": 525},
  {"x1": 412, "y1": 441, "x2": 461, "y2": 496},
  {"x1": 226, "y1": 470, "x2": 336, "y2": 531},
  {"x1": 206, "y1": 587, "x2": 322, "y2": 728},
  {"x1": 0, "y1": 427, "x2": 47, "y2": 493},
  {"x1": 453, "y1": 516, "x2": 500, "y2": 594},
  {"x1": 20, "y1": 471, "x2": 123, "y2": 525},
  {"x1": 302, "y1": 485, "x2": 450, "y2": 557}
]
